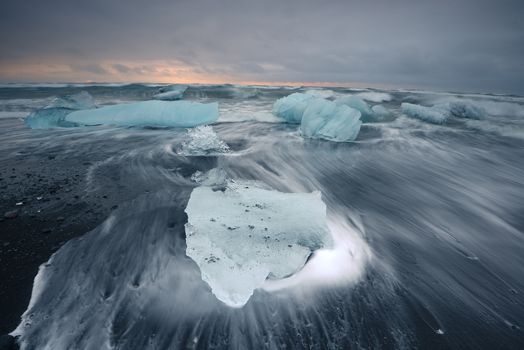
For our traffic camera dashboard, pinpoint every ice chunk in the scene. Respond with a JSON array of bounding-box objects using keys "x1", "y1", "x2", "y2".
[
  {"x1": 335, "y1": 96, "x2": 374, "y2": 122},
  {"x1": 153, "y1": 84, "x2": 188, "y2": 100},
  {"x1": 185, "y1": 180, "x2": 333, "y2": 307},
  {"x1": 66, "y1": 100, "x2": 218, "y2": 127},
  {"x1": 355, "y1": 92, "x2": 392, "y2": 103},
  {"x1": 300, "y1": 99, "x2": 362, "y2": 142},
  {"x1": 179, "y1": 126, "x2": 229, "y2": 156},
  {"x1": 401, "y1": 102, "x2": 448, "y2": 124},
  {"x1": 26, "y1": 91, "x2": 96, "y2": 128},
  {"x1": 272, "y1": 93, "x2": 315, "y2": 123}
]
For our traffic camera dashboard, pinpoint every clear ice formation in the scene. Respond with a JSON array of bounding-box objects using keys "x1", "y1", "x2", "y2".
[
  {"x1": 66, "y1": 100, "x2": 218, "y2": 127},
  {"x1": 185, "y1": 180, "x2": 333, "y2": 307},
  {"x1": 272, "y1": 92, "x2": 316, "y2": 123},
  {"x1": 272, "y1": 93, "x2": 363, "y2": 141},
  {"x1": 402, "y1": 100, "x2": 486, "y2": 124},
  {"x1": 25, "y1": 91, "x2": 97, "y2": 128},
  {"x1": 179, "y1": 126, "x2": 230, "y2": 156},
  {"x1": 153, "y1": 84, "x2": 188, "y2": 100},
  {"x1": 300, "y1": 98, "x2": 362, "y2": 142}
]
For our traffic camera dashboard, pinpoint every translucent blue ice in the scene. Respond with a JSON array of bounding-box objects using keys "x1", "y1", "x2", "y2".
[
  {"x1": 66, "y1": 100, "x2": 218, "y2": 127},
  {"x1": 300, "y1": 99, "x2": 362, "y2": 142},
  {"x1": 185, "y1": 179, "x2": 333, "y2": 307}
]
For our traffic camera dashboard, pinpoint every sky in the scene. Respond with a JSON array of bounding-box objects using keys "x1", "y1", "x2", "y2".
[{"x1": 1, "y1": 0, "x2": 523, "y2": 94}]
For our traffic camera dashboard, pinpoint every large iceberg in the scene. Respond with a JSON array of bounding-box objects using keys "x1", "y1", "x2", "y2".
[
  {"x1": 153, "y1": 84, "x2": 188, "y2": 100},
  {"x1": 26, "y1": 91, "x2": 96, "y2": 128},
  {"x1": 66, "y1": 100, "x2": 218, "y2": 127},
  {"x1": 272, "y1": 92, "x2": 315, "y2": 123},
  {"x1": 300, "y1": 98, "x2": 362, "y2": 142},
  {"x1": 185, "y1": 180, "x2": 333, "y2": 307}
]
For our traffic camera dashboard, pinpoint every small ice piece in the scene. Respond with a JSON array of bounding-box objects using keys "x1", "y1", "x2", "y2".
[
  {"x1": 335, "y1": 96, "x2": 374, "y2": 122},
  {"x1": 185, "y1": 181, "x2": 333, "y2": 307},
  {"x1": 401, "y1": 102, "x2": 448, "y2": 124},
  {"x1": 300, "y1": 98, "x2": 362, "y2": 142},
  {"x1": 272, "y1": 93, "x2": 316, "y2": 123},
  {"x1": 26, "y1": 91, "x2": 96, "y2": 129},
  {"x1": 153, "y1": 84, "x2": 188, "y2": 100},
  {"x1": 179, "y1": 126, "x2": 230, "y2": 156},
  {"x1": 66, "y1": 100, "x2": 218, "y2": 128},
  {"x1": 190, "y1": 168, "x2": 228, "y2": 187}
]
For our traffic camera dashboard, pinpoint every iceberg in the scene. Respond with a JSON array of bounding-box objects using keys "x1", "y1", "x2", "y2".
[
  {"x1": 66, "y1": 100, "x2": 218, "y2": 127},
  {"x1": 153, "y1": 84, "x2": 188, "y2": 100},
  {"x1": 300, "y1": 98, "x2": 362, "y2": 142},
  {"x1": 179, "y1": 125, "x2": 230, "y2": 156},
  {"x1": 272, "y1": 92, "x2": 315, "y2": 123},
  {"x1": 185, "y1": 180, "x2": 333, "y2": 307},
  {"x1": 401, "y1": 102, "x2": 448, "y2": 124},
  {"x1": 26, "y1": 91, "x2": 96, "y2": 128}
]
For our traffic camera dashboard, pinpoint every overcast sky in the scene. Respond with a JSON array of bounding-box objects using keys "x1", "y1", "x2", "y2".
[{"x1": 1, "y1": 0, "x2": 523, "y2": 94}]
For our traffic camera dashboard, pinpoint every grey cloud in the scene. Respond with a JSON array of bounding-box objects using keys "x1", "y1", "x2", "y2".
[{"x1": 0, "y1": 0, "x2": 523, "y2": 94}]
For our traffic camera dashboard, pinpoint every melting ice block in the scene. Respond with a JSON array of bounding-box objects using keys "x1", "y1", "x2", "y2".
[
  {"x1": 185, "y1": 180, "x2": 333, "y2": 307},
  {"x1": 66, "y1": 100, "x2": 218, "y2": 127},
  {"x1": 153, "y1": 84, "x2": 188, "y2": 100},
  {"x1": 272, "y1": 92, "x2": 315, "y2": 123},
  {"x1": 300, "y1": 98, "x2": 362, "y2": 142}
]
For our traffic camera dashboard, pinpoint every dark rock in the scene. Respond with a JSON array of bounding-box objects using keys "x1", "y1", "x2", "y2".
[{"x1": 41, "y1": 228, "x2": 52, "y2": 234}]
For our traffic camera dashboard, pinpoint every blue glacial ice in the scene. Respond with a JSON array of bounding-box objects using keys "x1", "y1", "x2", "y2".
[
  {"x1": 300, "y1": 98, "x2": 362, "y2": 142},
  {"x1": 401, "y1": 100, "x2": 486, "y2": 124},
  {"x1": 25, "y1": 91, "x2": 96, "y2": 128},
  {"x1": 185, "y1": 179, "x2": 333, "y2": 307},
  {"x1": 153, "y1": 84, "x2": 188, "y2": 100},
  {"x1": 66, "y1": 100, "x2": 218, "y2": 127},
  {"x1": 272, "y1": 92, "x2": 315, "y2": 123}
]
